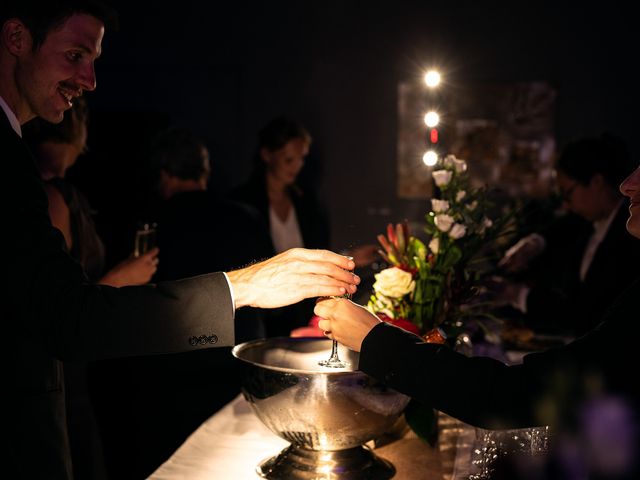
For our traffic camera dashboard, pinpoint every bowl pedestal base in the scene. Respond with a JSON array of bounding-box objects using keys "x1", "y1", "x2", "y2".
[{"x1": 257, "y1": 444, "x2": 395, "y2": 479}]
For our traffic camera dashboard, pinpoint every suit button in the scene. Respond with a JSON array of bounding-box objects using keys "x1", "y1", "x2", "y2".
[
  {"x1": 198, "y1": 335, "x2": 207, "y2": 345},
  {"x1": 188, "y1": 336, "x2": 198, "y2": 346},
  {"x1": 208, "y1": 335, "x2": 218, "y2": 344}
]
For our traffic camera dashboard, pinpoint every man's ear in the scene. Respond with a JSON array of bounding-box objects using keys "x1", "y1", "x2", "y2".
[{"x1": 2, "y1": 19, "x2": 31, "y2": 55}]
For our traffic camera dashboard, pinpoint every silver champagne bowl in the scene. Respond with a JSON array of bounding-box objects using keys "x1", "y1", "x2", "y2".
[{"x1": 232, "y1": 337, "x2": 410, "y2": 479}]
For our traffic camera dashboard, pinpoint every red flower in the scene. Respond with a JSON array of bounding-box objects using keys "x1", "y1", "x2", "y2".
[{"x1": 377, "y1": 312, "x2": 421, "y2": 335}]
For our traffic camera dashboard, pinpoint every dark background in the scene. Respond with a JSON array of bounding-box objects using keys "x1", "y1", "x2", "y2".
[{"x1": 71, "y1": 1, "x2": 637, "y2": 266}]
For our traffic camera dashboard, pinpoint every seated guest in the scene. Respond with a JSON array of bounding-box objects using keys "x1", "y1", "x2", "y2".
[
  {"x1": 494, "y1": 133, "x2": 640, "y2": 336},
  {"x1": 90, "y1": 128, "x2": 273, "y2": 479},
  {"x1": 314, "y1": 165, "x2": 640, "y2": 479}
]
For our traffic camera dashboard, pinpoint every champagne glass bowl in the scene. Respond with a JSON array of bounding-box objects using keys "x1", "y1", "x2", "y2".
[{"x1": 232, "y1": 337, "x2": 410, "y2": 479}]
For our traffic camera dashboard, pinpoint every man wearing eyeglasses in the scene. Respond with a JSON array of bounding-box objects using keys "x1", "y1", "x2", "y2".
[{"x1": 497, "y1": 133, "x2": 640, "y2": 336}]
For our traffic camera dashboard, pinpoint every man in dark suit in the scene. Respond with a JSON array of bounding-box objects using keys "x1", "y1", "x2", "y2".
[
  {"x1": 316, "y1": 166, "x2": 640, "y2": 478},
  {"x1": 0, "y1": 3, "x2": 359, "y2": 478}
]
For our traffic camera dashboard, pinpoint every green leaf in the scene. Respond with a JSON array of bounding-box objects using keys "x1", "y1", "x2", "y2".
[{"x1": 404, "y1": 399, "x2": 438, "y2": 446}]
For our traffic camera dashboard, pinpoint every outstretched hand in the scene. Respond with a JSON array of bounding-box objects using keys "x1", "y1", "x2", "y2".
[
  {"x1": 226, "y1": 248, "x2": 360, "y2": 309},
  {"x1": 314, "y1": 298, "x2": 381, "y2": 352}
]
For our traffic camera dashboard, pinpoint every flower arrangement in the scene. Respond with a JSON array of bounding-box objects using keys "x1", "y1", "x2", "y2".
[{"x1": 367, "y1": 154, "x2": 507, "y2": 340}]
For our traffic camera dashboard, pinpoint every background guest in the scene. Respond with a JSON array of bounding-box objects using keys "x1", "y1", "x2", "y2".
[
  {"x1": 24, "y1": 98, "x2": 159, "y2": 480},
  {"x1": 90, "y1": 128, "x2": 272, "y2": 479},
  {"x1": 230, "y1": 116, "x2": 378, "y2": 335},
  {"x1": 492, "y1": 133, "x2": 640, "y2": 336}
]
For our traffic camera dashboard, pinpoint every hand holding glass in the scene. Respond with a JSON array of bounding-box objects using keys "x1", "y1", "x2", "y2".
[{"x1": 318, "y1": 256, "x2": 353, "y2": 368}]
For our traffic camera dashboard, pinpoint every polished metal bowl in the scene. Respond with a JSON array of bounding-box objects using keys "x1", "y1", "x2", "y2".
[{"x1": 232, "y1": 337, "x2": 410, "y2": 479}]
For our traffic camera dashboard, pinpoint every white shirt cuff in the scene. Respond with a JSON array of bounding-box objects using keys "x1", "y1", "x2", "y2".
[{"x1": 222, "y1": 272, "x2": 236, "y2": 318}]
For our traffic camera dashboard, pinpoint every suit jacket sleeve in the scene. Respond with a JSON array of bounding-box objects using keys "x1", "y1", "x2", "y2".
[
  {"x1": 2, "y1": 121, "x2": 235, "y2": 361},
  {"x1": 358, "y1": 288, "x2": 633, "y2": 431}
]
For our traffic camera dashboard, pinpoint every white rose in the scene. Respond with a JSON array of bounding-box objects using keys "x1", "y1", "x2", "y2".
[
  {"x1": 453, "y1": 158, "x2": 467, "y2": 173},
  {"x1": 373, "y1": 267, "x2": 416, "y2": 298},
  {"x1": 443, "y1": 155, "x2": 456, "y2": 168},
  {"x1": 467, "y1": 200, "x2": 478, "y2": 211},
  {"x1": 428, "y1": 237, "x2": 440, "y2": 254},
  {"x1": 449, "y1": 223, "x2": 466, "y2": 239},
  {"x1": 483, "y1": 217, "x2": 493, "y2": 229},
  {"x1": 432, "y1": 170, "x2": 452, "y2": 187},
  {"x1": 431, "y1": 199, "x2": 450, "y2": 213},
  {"x1": 434, "y1": 214, "x2": 454, "y2": 232},
  {"x1": 443, "y1": 155, "x2": 467, "y2": 173},
  {"x1": 456, "y1": 190, "x2": 467, "y2": 202}
]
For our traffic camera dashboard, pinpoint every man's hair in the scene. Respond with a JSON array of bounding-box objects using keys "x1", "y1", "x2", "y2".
[
  {"x1": 1, "y1": 0, "x2": 118, "y2": 51},
  {"x1": 23, "y1": 97, "x2": 88, "y2": 147},
  {"x1": 555, "y1": 132, "x2": 637, "y2": 188},
  {"x1": 151, "y1": 128, "x2": 210, "y2": 182}
]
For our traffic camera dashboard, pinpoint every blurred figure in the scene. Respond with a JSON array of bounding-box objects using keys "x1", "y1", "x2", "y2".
[
  {"x1": 90, "y1": 128, "x2": 272, "y2": 479},
  {"x1": 24, "y1": 98, "x2": 158, "y2": 480},
  {"x1": 230, "y1": 116, "x2": 377, "y2": 334},
  {"x1": 493, "y1": 133, "x2": 640, "y2": 336}
]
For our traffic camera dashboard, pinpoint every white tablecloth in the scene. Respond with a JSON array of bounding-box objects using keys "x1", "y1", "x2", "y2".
[{"x1": 149, "y1": 394, "x2": 288, "y2": 479}]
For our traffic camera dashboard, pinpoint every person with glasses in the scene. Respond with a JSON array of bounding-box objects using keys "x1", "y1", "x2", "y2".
[{"x1": 495, "y1": 133, "x2": 639, "y2": 336}]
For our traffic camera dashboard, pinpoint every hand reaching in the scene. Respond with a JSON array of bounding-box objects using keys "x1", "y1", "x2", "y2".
[
  {"x1": 314, "y1": 298, "x2": 381, "y2": 352},
  {"x1": 99, "y1": 247, "x2": 159, "y2": 287},
  {"x1": 226, "y1": 248, "x2": 360, "y2": 309}
]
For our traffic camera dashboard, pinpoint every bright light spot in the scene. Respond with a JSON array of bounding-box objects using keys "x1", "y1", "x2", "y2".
[
  {"x1": 424, "y1": 111, "x2": 440, "y2": 127},
  {"x1": 424, "y1": 70, "x2": 441, "y2": 87},
  {"x1": 423, "y1": 150, "x2": 438, "y2": 166}
]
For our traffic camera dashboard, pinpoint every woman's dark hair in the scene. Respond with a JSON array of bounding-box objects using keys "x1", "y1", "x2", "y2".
[
  {"x1": 1, "y1": 0, "x2": 118, "y2": 51},
  {"x1": 150, "y1": 128, "x2": 210, "y2": 182},
  {"x1": 24, "y1": 97, "x2": 88, "y2": 148},
  {"x1": 555, "y1": 132, "x2": 637, "y2": 188}
]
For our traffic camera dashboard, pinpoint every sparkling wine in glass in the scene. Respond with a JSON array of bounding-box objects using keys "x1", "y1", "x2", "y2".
[
  {"x1": 134, "y1": 222, "x2": 157, "y2": 258},
  {"x1": 318, "y1": 256, "x2": 353, "y2": 369}
]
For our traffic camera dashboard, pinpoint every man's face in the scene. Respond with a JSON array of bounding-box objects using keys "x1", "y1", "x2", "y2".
[
  {"x1": 620, "y1": 167, "x2": 640, "y2": 239},
  {"x1": 15, "y1": 14, "x2": 104, "y2": 123},
  {"x1": 556, "y1": 171, "x2": 607, "y2": 222}
]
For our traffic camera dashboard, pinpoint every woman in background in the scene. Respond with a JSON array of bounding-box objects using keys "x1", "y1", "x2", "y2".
[{"x1": 230, "y1": 116, "x2": 377, "y2": 335}]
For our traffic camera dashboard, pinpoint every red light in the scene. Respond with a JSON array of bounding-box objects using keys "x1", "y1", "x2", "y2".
[{"x1": 430, "y1": 128, "x2": 438, "y2": 143}]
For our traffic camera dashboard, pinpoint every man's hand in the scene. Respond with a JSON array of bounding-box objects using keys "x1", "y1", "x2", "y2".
[
  {"x1": 226, "y1": 248, "x2": 360, "y2": 309},
  {"x1": 314, "y1": 298, "x2": 381, "y2": 352}
]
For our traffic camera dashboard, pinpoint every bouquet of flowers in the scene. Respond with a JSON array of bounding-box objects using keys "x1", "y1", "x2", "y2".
[{"x1": 367, "y1": 154, "x2": 508, "y2": 340}]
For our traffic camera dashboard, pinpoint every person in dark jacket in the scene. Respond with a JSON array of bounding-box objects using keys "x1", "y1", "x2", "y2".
[
  {"x1": 0, "y1": 3, "x2": 359, "y2": 478},
  {"x1": 91, "y1": 128, "x2": 274, "y2": 479},
  {"x1": 495, "y1": 133, "x2": 640, "y2": 336},
  {"x1": 315, "y1": 166, "x2": 640, "y2": 479}
]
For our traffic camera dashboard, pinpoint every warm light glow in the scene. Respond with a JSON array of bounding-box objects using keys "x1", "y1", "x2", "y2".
[
  {"x1": 424, "y1": 111, "x2": 440, "y2": 127},
  {"x1": 424, "y1": 70, "x2": 441, "y2": 87},
  {"x1": 423, "y1": 150, "x2": 438, "y2": 166}
]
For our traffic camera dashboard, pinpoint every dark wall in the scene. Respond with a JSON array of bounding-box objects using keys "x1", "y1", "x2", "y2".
[{"x1": 77, "y1": 1, "x2": 636, "y2": 261}]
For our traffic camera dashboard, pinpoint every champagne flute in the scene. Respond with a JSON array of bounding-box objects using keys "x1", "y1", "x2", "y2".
[
  {"x1": 134, "y1": 221, "x2": 157, "y2": 258},
  {"x1": 318, "y1": 256, "x2": 353, "y2": 368}
]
